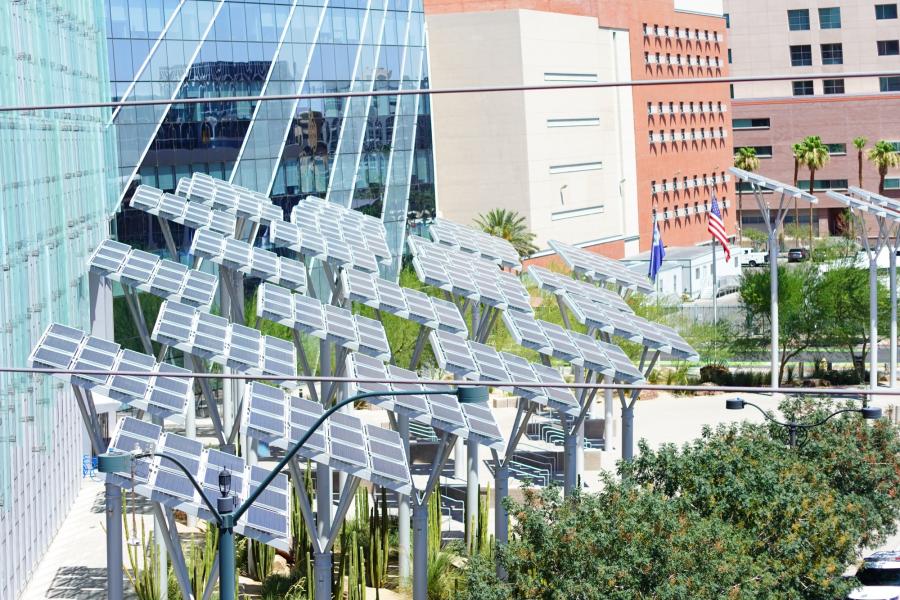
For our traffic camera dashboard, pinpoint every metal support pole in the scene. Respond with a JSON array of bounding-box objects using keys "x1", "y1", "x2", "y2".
[
  {"x1": 157, "y1": 216, "x2": 179, "y2": 260},
  {"x1": 453, "y1": 436, "x2": 466, "y2": 480},
  {"x1": 465, "y1": 439, "x2": 479, "y2": 549},
  {"x1": 494, "y1": 459, "x2": 509, "y2": 544},
  {"x1": 218, "y1": 518, "x2": 236, "y2": 600},
  {"x1": 105, "y1": 483, "x2": 124, "y2": 600},
  {"x1": 151, "y1": 416, "x2": 167, "y2": 600},
  {"x1": 870, "y1": 257, "x2": 880, "y2": 398},
  {"x1": 397, "y1": 415, "x2": 411, "y2": 581},
  {"x1": 563, "y1": 415, "x2": 578, "y2": 495},
  {"x1": 151, "y1": 504, "x2": 192, "y2": 600},
  {"x1": 621, "y1": 403, "x2": 635, "y2": 462},
  {"x1": 604, "y1": 380, "x2": 615, "y2": 455},
  {"x1": 892, "y1": 246, "x2": 898, "y2": 387},
  {"x1": 412, "y1": 502, "x2": 429, "y2": 600},
  {"x1": 314, "y1": 552, "x2": 333, "y2": 600},
  {"x1": 712, "y1": 239, "x2": 718, "y2": 325},
  {"x1": 768, "y1": 225, "x2": 779, "y2": 388}
]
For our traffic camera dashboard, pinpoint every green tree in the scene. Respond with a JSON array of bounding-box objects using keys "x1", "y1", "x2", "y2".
[
  {"x1": 742, "y1": 227, "x2": 767, "y2": 251},
  {"x1": 739, "y1": 266, "x2": 818, "y2": 384},
  {"x1": 474, "y1": 209, "x2": 538, "y2": 258},
  {"x1": 814, "y1": 266, "x2": 889, "y2": 380},
  {"x1": 867, "y1": 139, "x2": 900, "y2": 195},
  {"x1": 853, "y1": 136, "x2": 868, "y2": 187},
  {"x1": 462, "y1": 400, "x2": 900, "y2": 600},
  {"x1": 798, "y1": 135, "x2": 830, "y2": 247},
  {"x1": 734, "y1": 147, "x2": 760, "y2": 245}
]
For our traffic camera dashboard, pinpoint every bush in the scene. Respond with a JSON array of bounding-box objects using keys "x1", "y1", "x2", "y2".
[
  {"x1": 461, "y1": 398, "x2": 900, "y2": 599},
  {"x1": 699, "y1": 363, "x2": 769, "y2": 387}
]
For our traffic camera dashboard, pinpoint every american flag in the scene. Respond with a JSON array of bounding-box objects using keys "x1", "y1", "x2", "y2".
[{"x1": 707, "y1": 192, "x2": 731, "y2": 261}]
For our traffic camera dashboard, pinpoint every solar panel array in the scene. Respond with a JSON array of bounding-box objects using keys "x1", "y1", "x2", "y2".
[
  {"x1": 499, "y1": 311, "x2": 652, "y2": 380},
  {"x1": 827, "y1": 191, "x2": 898, "y2": 221},
  {"x1": 89, "y1": 239, "x2": 218, "y2": 309},
  {"x1": 29, "y1": 324, "x2": 194, "y2": 419},
  {"x1": 555, "y1": 294, "x2": 698, "y2": 361},
  {"x1": 428, "y1": 218, "x2": 521, "y2": 270},
  {"x1": 850, "y1": 186, "x2": 900, "y2": 214},
  {"x1": 407, "y1": 236, "x2": 532, "y2": 313},
  {"x1": 340, "y1": 268, "x2": 468, "y2": 335},
  {"x1": 242, "y1": 382, "x2": 413, "y2": 494},
  {"x1": 176, "y1": 173, "x2": 284, "y2": 227},
  {"x1": 256, "y1": 283, "x2": 391, "y2": 361},
  {"x1": 151, "y1": 300, "x2": 299, "y2": 382},
  {"x1": 129, "y1": 185, "x2": 237, "y2": 236},
  {"x1": 547, "y1": 241, "x2": 655, "y2": 294},
  {"x1": 527, "y1": 265, "x2": 633, "y2": 314},
  {"x1": 729, "y1": 167, "x2": 818, "y2": 202},
  {"x1": 346, "y1": 353, "x2": 505, "y2": 449},
  {"x1": 105, "y1": 417, "x2": 290, "y2": 550},
  {"x1": 190, "y1": 228, "x2": 307, "y2": 293},
  {"x1": 428, "y1": 329, "x2": 588, "y2": 412}
]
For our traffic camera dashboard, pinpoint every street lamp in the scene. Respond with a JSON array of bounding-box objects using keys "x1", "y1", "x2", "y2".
[
  {"x1": 98, "y1": 385, "x2": 489, "y2": 600},
  {"x1": 725, "y1": 398, "x2": 882, "y2": 447}
]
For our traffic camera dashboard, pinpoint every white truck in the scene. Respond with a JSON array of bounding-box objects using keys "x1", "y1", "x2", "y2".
[{"x1": 735, "y1": 247, "x2": 767, "y2": 268}]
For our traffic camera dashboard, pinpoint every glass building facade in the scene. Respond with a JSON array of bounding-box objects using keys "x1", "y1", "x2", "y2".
[
  {"x1": 107, "y1": 0, "x2": 436, "y2": 277},
  {"x1": 0, "y1": 2, "x2": 119, "y2": 599}
]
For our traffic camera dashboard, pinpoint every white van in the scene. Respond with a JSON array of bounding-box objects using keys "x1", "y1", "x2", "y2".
[{"x1": 734, "y1": 247, "x2": 767, "y2": 267}]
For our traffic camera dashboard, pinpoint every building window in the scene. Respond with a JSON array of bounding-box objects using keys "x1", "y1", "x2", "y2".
[
  {"x1": 880, "y1": 76, "x2": 900, "y2": 91},
  {"x1": 821, "y1": 43, "x2": 843, "y2": 65},
  {"x1": 787, "y1": 9, "x2": 810, "y2": 30},
  {"x1": 728, "y1": 49, "x2": 732, "y2": 63},
  {"x1": 725, "y1": 13, "x2": 730, "y2": 28},
  {"x1": 825, "y1": 143, "x2": 847, "y2": 155},
  {"x1": 890, "y1": 141, "x2": 900, "y2": 152},
  {"x1": 823, "y1": 78, "x2": 845, "y2": 94},
  {"x1": 876, "y1": 4, "x2": 898, "y2": 19},
  {"x1": 818, "y1": 7, "x2": 841, "y2": 29},
  {"x1": 732, "y1": 118, "x2": 771, "y2": 129},
  {"x1": 797, "y1": 179, "x2": 849, "y2": 190},
  {"x1": 790, "y1": 44, "x2": 813, "y2": 66},
  {"x1": 734, "y1": 145, "x2": 773, "y2": 157},
  {"x1": 729, "y1": 84, "x2": 734, "y2": 98},
  {"x1": 885, "y1": 178, "x2": 900, "y2": 190},
  {"x1": 792, "y1": 80, "x2": 814, "y2": 96},
  {"x1": 878, "y1": 40, "x2": 900, "y2": 56}
]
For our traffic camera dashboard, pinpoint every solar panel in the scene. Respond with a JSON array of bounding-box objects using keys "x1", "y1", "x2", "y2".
[
  {"x1": 29, "y1": 324, "x2": 194, "y2": 420},
  {"x1": 255, "y1": 283, "x2": 390, "y2": 358},
  {"x1": 151, "y1": 300, "x2": 298, "y2": 386},
  {"x1": 428, "y1": 218, "x2": 521, "y2": 270},
  {"x1": 501, "y1": 310, "x2": 552, "y2": 354},
  {"x1": 596, "y1": 340, "x2": 645, "y2": 383},
  {"x1": 407, "y1": 235, "x2": 532, "y2": 313},
  {"x1": 530, "y1": 362, "x2": 581, "y2": 414},
  {"x1": 105, "y1": 417, "x2": 290, "y2": 551},
  {"x1": 467, "y1": 340, "x2": 510, "y2": 383},
  {"x1": 730, "y1": 167, "x2": 818, "y2": 202},
  {"x1": 385, "y1": 365, "x2": 431, "y2": 416},
  {"x1": 429, "y1": 330, "x2": 479, "y2": 377},
  {"x1": 129, "y1": 185, "x2": 237, "y2": 235},
  {"x1": 568, "y1": 331, "x2": 615, "y2": 376},
  {"x1": 89, "y1": 240, "x2": 218, "y2": 309},
  {"x1": 460, "y1": 403, "x2": 505, "y2": 449},
  {"x1": 190, "y1": 228, "x2": 307, "y2": 294},
  {"x1": 547, "y1": 241, "x2": 655, "y2": 294},
  {"x1": 528, "y1": 265, "x2": 633, "y2": 314},
  {"x1": 242, "y1": 383, "x2": 412, "y2": 495}
]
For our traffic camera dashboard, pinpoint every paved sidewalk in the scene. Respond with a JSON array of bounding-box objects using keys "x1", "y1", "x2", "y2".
[{"x1": 19, "y1": 478, "x2": 131, "y2": 600}]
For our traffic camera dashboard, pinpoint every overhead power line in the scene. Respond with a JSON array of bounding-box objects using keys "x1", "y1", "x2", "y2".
[{"x1": 1, "y1": 70, "x2": 899, "y2": 113}]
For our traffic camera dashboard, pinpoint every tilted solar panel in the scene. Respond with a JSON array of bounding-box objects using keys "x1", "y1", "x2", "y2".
[{"x1": 29, "y1": 324, "x2": 194, "y2": 420}]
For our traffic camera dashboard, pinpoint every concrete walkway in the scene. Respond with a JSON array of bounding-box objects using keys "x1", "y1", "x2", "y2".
[{"x1": 19, "y1": 478, "x2": 132, "y2": 600}]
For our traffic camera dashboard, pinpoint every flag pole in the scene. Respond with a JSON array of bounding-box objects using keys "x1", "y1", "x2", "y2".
[{"x1": 712, "y1": 237, "x2": 718, "y2": 362}]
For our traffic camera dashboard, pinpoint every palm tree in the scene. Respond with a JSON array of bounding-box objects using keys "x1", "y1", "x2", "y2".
[
  {"x1": 734, "y1": 147, "x2": 760, "y2": 245},
  {"x1": 867, "y1": 140, "x2": 900, "y2": 195},
  {"x1": 474, "y1": 208, "x2": 538, "y2": 258},
  {"x1": 853, "y1": 137, "x2": 868, "y2": 187},
  {"x1": 791, "y1": 141, "x2": 806, "y2": 245},
  {"x1": 799, "y1": 136, "x2": 830, "y2": 248}
]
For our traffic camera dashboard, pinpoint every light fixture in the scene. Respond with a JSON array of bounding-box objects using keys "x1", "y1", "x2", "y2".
[{"x1": 218, "y1": 468, "x2": 231, "y2": 498}]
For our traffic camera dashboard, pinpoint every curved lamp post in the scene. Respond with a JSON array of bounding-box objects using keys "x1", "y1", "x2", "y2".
[
  {"x1": 98, "y1": 385, "x2": 489, "y2": 600},
  {"x1": 725, "y1": 398, "x2": 882, "y2": 447}
]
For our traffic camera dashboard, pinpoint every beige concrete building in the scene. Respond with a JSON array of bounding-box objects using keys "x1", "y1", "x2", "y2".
[
  {"x1": 726, "y1": 0, "x2": 900, "y2": 235},
  {"x1": 427, "y1": 9, "x2": 641, "y2": 256}
]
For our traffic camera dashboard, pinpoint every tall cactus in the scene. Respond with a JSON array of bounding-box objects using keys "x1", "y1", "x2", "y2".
[
  {"x1": 369, "y1": 487, "x2": 390, "y2": 596},
  {"x1": 289, "y1": 461, "x2": 315, "y2": 600}
]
